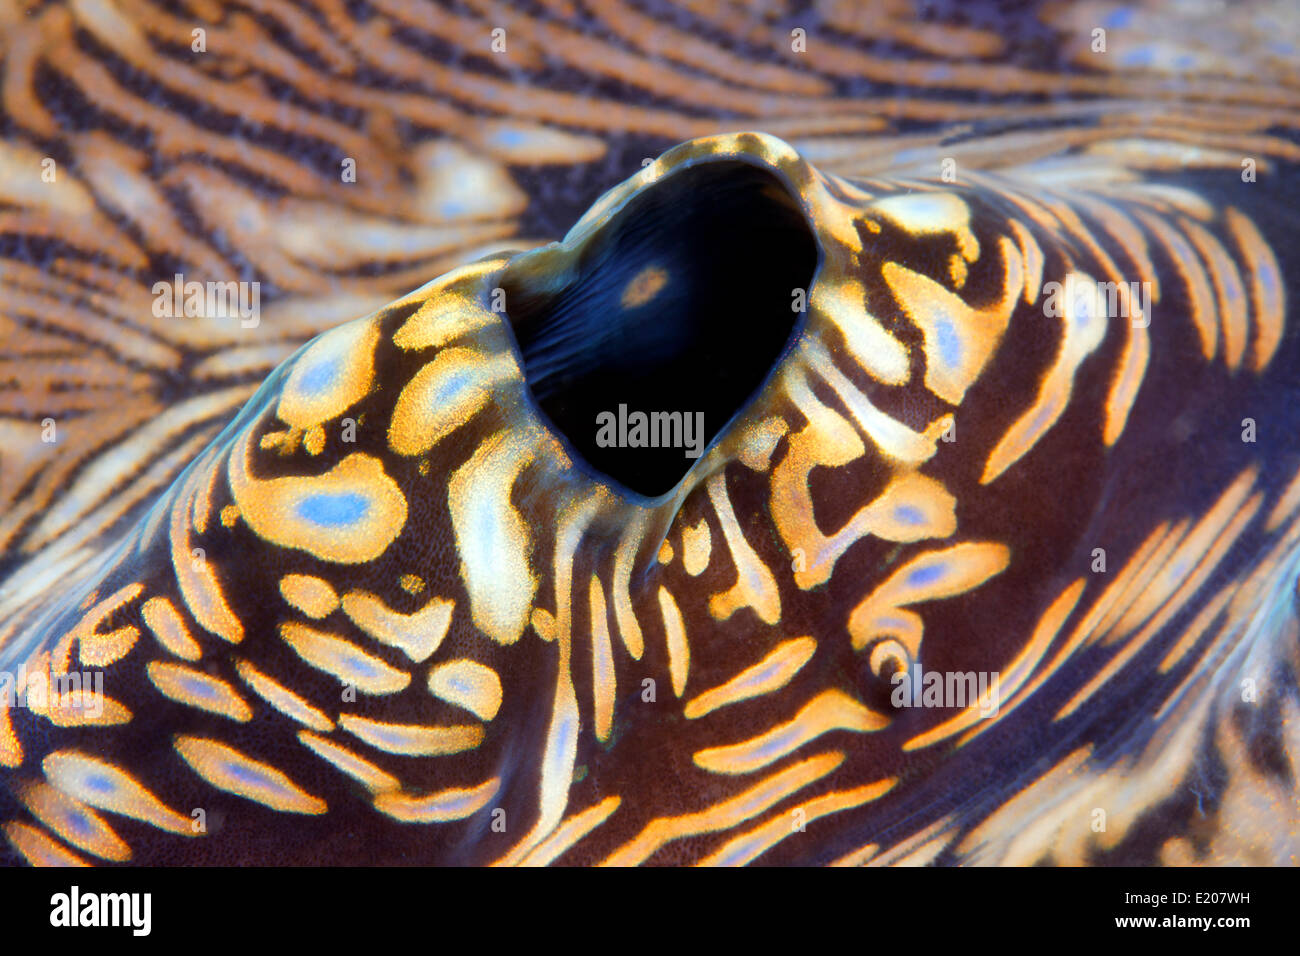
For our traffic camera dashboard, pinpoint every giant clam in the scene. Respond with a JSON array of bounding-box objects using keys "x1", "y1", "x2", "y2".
[{"x1": 0, "y1": 0, "x2": 1297, "y2": 867}]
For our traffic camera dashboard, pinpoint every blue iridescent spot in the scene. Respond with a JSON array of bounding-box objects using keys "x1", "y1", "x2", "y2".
[
  {"x1": 739, "y1": 658, "x2": 784, "y2": 690},
  {"x1": 895, "y1": 506, "x2": 926, "y2": 526},
  {"x1": 65, "y1": 811, "x2": 91, "y2": 835},
  {"x1": 295, "y1": 492, "x2": 368, "y2": 528},
  {"x1": 907, "y1": 564, "x2": 947, "y2": 587},
  {"x1": 1072, "y1": 291, "x2": 1093, "y2": 325},
  {"x1": 429, "y1": 371, "x2": 477, "y2": 409},
  {"x1": 1105, "y1": 7, "x2": 1134, "y2": 28},
  {"x1": 297, "y1": 358, "x2": 339, "y2": 397},
  {"x1": 224, "y1": 761, "x2": 270, "y2": 787},
  {"x1": 439, "y1": 791, "x2": 484, "y2": 814},
  {"x1": 752, "y1": 724, "x2": 800, "y2": 761},
  {"x1": 184, "y1": 677, "x2": 217, "y2": 699},
  {"x1": 85, "y1": 774, "x2": 114, "y2": 794},
  {"x1": 346, "y1": 656, "x2": 376, "y2": 678},
  {"x1": 934, "y1": 317, "x2": 962, "y2": 368},
  {"x1": 491, "y1": 128, "x2": 528, "y2": 148},
  {"x1": 556, "y1": 714, "x2": 575, "y2": 761},
  {"x1": 1119, "y1": 47, "x2": 1155, "y2": 68},
  {"x1": 1259, "y1": 265, "x2": 1277, "y2": 294}
]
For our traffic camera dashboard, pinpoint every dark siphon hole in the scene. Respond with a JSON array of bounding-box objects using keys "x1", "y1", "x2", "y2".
[{"x1": 502, "y1": 160, "x2": 819, "y2": 497}]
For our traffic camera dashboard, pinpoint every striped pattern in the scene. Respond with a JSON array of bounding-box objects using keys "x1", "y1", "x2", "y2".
[{"x1": 0, "y1": 0, "x2": 1298, "y2": 867}]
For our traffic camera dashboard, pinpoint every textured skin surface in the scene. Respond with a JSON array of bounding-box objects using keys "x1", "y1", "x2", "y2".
[{"x1": 0, "y1": 0, "x2": 1298, "y2": 866}]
